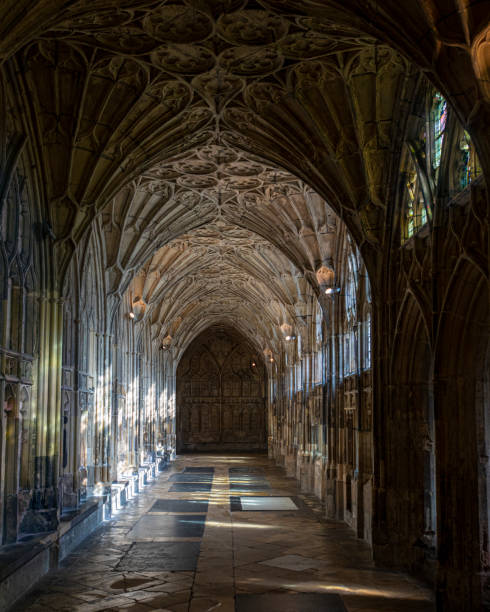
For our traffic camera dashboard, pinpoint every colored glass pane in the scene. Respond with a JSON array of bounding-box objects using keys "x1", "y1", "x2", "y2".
[
  {"x1": 432, "y1": 92, "x2": 447, "y2": 171},
  {"x1": 456, "y1": 130, "x2": 481, "y2": 190}
]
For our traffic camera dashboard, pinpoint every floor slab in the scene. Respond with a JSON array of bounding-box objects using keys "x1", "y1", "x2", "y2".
[
  {"x1": 150, "y1": 499, "x2": 209, "y2": 513},
  {"x1": 230, "y1": 483, "x2": 271, "y2": 492},
  {"x1": 117, "y1": 541, "x2": 201, "y2": 571},
  {"x1": 127, "y1": 514, "x2": 206, "y2": 539},
  {"x1": 12, "y1": 454, "x2": 435, "y2": 612},
  {"x1": 238, "y1": 496, "x2": 298, "y2": 511},
  {"x1": 228, "y1": 466, "x2": 264, "y2": 476},
  {"x1": 169, "y1": 473, "x2": 214, "y2": 483},
  {"x1": 169, "y1": 482, "x2": 213, "y2": 492},
  {"x1": 185, "y1": 467, "x2": 215, "y2": 473},
  {"x1": 236, "y1": 593, "x2": 348, "y2": 611}
]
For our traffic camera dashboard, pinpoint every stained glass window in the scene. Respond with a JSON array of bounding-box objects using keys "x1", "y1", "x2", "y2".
[
  {"x1": 363, "y1": 313, "x2": 371, "y2": 370},
  {"x1": 455, "y1": 130, "x2": 481, "y2": 191},
  {"x1": 345, "y1": 254, "x2": 357, "y2": 324},
  {"x1": 402, "y1": 85, "x2": 479, "y2": 245},
  {"x1": 431, "y1": 92, "x2": 447, "y2": 174},
  {"x1": 402, "y1": 151, "x2": 427, "y2": 241}
]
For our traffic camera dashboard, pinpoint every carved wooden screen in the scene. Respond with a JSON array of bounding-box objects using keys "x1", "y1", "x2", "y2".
[{"x1": 176, "y1": 326, "x2": 266, "y2": 452}]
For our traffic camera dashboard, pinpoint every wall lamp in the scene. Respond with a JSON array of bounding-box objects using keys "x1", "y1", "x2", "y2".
[
  {"x1": 263, "y1": 348, "x2": 274, "y2": 363},
  {"x1": 325, "y1": 286, "x2": 341, "y2": 295},
  {"x1": 128, "y1": 294, "x2": 147, "y2": 321},
  {"x1": 161, "y1": 334, "x2": 172, "y2": 350}
]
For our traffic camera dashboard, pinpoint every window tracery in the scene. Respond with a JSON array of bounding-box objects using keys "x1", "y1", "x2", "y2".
[
  {"x1": 454, "y1": 129, "x2": 481, "y2": 192},
  {"x1": 400, "y1": 86, "x2": 481, "y2": 243},
  {"x1": 401, "y1": 149, "x2": 428, "y2": 241},
  {"x1": 430, "y1": 91, "x2": 447, "y2": 177},
  {"x1": 343, "y1": 252, "x2": 359, "y2": 376}
]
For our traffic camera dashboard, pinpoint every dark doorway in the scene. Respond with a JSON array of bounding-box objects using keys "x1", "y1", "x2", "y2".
[{"x1": 176, "y1": 326, "x2": 267, "y2": 452}]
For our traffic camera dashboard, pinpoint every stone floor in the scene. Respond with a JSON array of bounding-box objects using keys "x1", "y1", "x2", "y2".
[{"x1": 13, "y1": 454, "x2": 435, "y2": 611}]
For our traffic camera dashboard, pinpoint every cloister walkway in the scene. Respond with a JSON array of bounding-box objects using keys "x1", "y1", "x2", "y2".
[{"x1": 14, "y1": 455, "x2": 434, "y2": 612}]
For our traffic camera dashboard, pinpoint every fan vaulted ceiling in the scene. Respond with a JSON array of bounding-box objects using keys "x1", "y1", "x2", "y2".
[{"x1": 2, "y1": 0, "x2": 488, "y2": 348}]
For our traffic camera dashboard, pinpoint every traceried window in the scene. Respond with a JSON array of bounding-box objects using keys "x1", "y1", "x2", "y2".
[
  {"x1": 344, "y1": 253, "x2": 357, "y2": 324},
  {"x1": 313, "y1": 348, "x2": 323, "y2": 386},
  {"x1": 315, "y1": 305, "x2": 322, "y2": 346},
  {"x1": 454, "y1": 130, "x2": 481, "y2": 191},
  {"x1": 347, "y1": 329, "x2": 356, "y2": 375},
  {"x1": 363, "y1": 311, "x2": 371, "y2": 370},
  {"x1": 362, "y1": 273, "x2": 371, "y2": 370},
  {"x1": 344, "y1": 333, "x2": 350, "y2": 376},
  {"x1": 430, "y1": 91, "x2": 447, "y2": 177},
  {"x1": 401, "y1": 85, "x2": 480, "y2": 244},
  {"x1": 401, "y1": 150, "x2": 428, "y2": 241},
  {"x1": 295, "y1": 361, "x2": 302, "y2": 392},
  {"x1": 343, "y1": 252, "x2": 358, "y2": 376}
]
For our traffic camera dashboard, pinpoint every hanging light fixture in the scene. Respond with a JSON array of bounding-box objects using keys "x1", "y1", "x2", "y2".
[
  {"x1": 263, "y1": 348, "x2": 274, "y2": 363},
  {"x1": 280, "y1": 323, "x2": 295, "y2": 340},
  {"x1": 130, "y1": 295, "x2": 147, "y2": 321},
  {"x1": 280, "y1": 322, "x2": 292, "y2": 336},
  {"x1": 316, "y1": 260, "x2": 340, "y2": 295},
  {"x1": 161, "y1": 334, "x2": 172, "y2": 350}
]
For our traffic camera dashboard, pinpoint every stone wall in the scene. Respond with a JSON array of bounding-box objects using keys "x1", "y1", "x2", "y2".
[
  {"x1": 176, "y1": 326, "x2": 266, "y2": 452},
  {"x1": 0, "y1": 4, "x2": 488, "y2": 609}
]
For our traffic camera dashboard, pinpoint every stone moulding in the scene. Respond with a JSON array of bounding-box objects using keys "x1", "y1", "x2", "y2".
[{"x1": 0, "y1": 459, "x2": 160, "y2": 611}]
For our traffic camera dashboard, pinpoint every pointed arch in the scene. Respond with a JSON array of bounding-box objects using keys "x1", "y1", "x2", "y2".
[
  {"x1": 176, "y1": 325, "x2": 267, "y2": 452},
  {"x1": 384, "y1": 291, "x2": 436, "y2": 574},
  {"x1": 433, "y1": 258, "x2": 490, "y2": 610}
]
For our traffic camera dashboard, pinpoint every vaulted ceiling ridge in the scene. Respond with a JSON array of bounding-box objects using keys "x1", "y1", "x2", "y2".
[
  {"x1": 4, "y1": 3, "x2": 487, "y2": 353},
  {"x1": 129, "y1": 221, "x2": 306, "y2": 324},
  {"x1": 170, "y1": 313, "x2": 273, "y2": 361},
  {"x1": 102, "y1": 146, "x2": 340, "y2": 297},
  {"x1": 3, "y1": 0, "x2": 430, "y2": 276},
  {"x1": 140, "y1": 257, "x2": 296, "y2": 315},
  {"x1": 161, "y1": 298, "x2": 279, "y2": 345}
]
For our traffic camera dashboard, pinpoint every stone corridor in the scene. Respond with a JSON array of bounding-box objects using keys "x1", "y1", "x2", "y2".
[{"x1": 13, "y1": 455, "x2": 434, "y2": 612}]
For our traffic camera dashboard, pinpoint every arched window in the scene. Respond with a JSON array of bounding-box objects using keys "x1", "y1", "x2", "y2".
[
  {"x1": 401, "y1": 147, "x2": 428, "y2": 241},
  {"x1": 401, "y1": 85, "x2": 480, "y2": 243},
  {"x1": 313, "y1": 304, "x2": 323, "y2": 386},
  {"x1": 453, "y1": 129, "x2": 481, "y2": 192},
  {"x1": 343, "y1": 251, "x2": 358, "y2": 376},
  {"x1": 430, "y1": 91, "x2": 448, "y2": 177},
  {"x1": 344, "y1": 253, "x2": 357, "y2": 325},
  {"x1": 363, "y1": 306, "x2": 371, "y2": 370}
]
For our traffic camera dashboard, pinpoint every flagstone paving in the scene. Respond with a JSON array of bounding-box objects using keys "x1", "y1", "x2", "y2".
[{"x1": 13, "y1": 454, "x2": 435, "y2": 611}]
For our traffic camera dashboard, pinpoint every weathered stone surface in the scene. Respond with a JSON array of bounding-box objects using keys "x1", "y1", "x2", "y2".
[
  {"x1": 177, "y1": 326, "x2": 267, "y2": 452},
  {"x1": 0, "y1": 3, "x2": 488, "y2": 611},
  {"x1": 12, "y1": 455, "x2": 435, "y2": 612}
]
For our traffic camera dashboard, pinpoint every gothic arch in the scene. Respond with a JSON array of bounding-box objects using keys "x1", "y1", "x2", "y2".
[
  {"x1": 434, "y1": 258, "x2": 490, "y2": 610},
  {"x1": 176, "y1": 325, "x2": 267, "y2": 453},
  {"x1": 384, "y1": 291, "x2": 436, "y2": 574}
]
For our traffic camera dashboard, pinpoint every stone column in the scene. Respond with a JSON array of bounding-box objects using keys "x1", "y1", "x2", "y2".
[
  {"x1": 434, "y1": 375, "x2": 483, "y2": 611},
  {"x1": 93, "y1": 332, "x2": 113, "y2": 495},
  {"x1": 20, "y1": 294, "x2": 63, "y2": 535}
]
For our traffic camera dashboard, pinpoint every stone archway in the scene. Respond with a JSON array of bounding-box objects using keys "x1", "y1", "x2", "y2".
[
  {"x1": 385, "y1": 293, "x2": 436, "y2": 573},
  {"x1": 434, "y1": 260, "x2": 490, "y2": 610},
  {"x1": 176, "y1": 325, "x2": 267, "y2": 453}
]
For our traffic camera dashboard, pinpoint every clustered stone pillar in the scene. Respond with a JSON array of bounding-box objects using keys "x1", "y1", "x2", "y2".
[
  {"x1": 22, "y1": 294, "x2": 63, "y2": 534},
  {"x1": 269, "y1": 232, "x2": 374, "y2": 543}
]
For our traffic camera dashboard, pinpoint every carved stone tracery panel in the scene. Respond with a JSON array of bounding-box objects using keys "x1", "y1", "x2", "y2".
[{"x1": 177, "y1": 325, "x2": 266, "y2": 451}]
